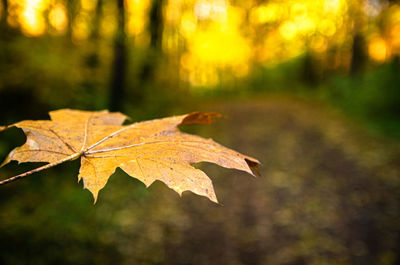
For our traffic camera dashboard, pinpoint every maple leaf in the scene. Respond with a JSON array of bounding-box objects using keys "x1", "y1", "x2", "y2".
[{"x1": 0, "y1": 110, "x2": 260, "y2": 203}]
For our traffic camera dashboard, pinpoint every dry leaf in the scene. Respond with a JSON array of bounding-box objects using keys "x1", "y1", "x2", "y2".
[{"x1": 0, "y1": 109, "x2": 260, "y2": 203}]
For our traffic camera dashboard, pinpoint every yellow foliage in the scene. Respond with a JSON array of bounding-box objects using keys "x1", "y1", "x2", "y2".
[
  {"x1": 369, "y1": 37, "x2": 387, "y2": 62},
  {"x1": 18, "y1": 0, "x2": 48, "y2": 36},
  {"x1": 5, "y1": 0, "x2": 399, "y2": 85},
  {"x1": 49, "y1": 4, "x2": 67, "y2": 34}
]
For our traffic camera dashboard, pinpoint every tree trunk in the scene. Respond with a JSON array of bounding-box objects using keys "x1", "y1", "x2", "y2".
[
  {"x1": 137, "y1": 0, "x2": 164, "y2": 98},
  {"x1": 85, "y1": 0, "x2": 103, "y2": 69},
  {"x1": 302, "y1": 50, "x2": 319, "y2": 86},
  {"x1": 1, "y1": 0, "x2": 7, "y2": 26},
  {"x1": 350, "y1": 32, "x2": 367, "y2": 76},
  {"x1": 149, "y1": 0, "x2": 164, "y2": 50},
  {"x1": 91, "y1": 0, "x2": 103, "y2": 40},
  {"x1": 109, "y1": 0, "x2": 127, "y2": 111},
  {"x1": 348, "y1": 0, "x2": 367, "y2": 76},
  {"x1": 66, "y1": 0, "x2": 78, "y2": 42}
]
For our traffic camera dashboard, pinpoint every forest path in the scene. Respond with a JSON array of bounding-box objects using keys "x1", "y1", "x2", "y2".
[
  {"x1": 154, "y1": 97, "x2": 400, "y2": 265},
  {"x1": 2, "y1": 97, "x2": 399, "y2": 265}
]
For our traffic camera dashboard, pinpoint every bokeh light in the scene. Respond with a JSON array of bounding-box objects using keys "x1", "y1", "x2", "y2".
[
  {"x1": 3, "y1": 0, "x2": 399, "y2": 85},
  {"x1": 369, "y1": 37, "x2": 387, "y2": 62},
  {"x1": 19, "y1": 0, "x2": 48, "y2": 36},
  {"x1": 49, "y1": 3, "x2": 67, "y2": 34}
]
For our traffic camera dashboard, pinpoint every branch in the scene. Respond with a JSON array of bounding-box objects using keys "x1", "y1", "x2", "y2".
[
  {"x1": 0, "y1": 125, "x2": 12, "y2": 131},
  {"x1": 0, "y1": 152, "x2": 82, "y2": 186}
]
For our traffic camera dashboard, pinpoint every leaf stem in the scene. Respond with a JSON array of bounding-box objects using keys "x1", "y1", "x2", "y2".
[{"x1": 0, "y1": 152, "x2": 82, "y2": 186}]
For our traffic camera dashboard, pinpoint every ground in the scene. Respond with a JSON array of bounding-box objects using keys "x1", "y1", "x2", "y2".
[
  {"x1": 106, "y1": 97, "x2": 400, "y2": 265},
  {"x1": 1, "y1": 96, "x2": 399, "y2": 265}
]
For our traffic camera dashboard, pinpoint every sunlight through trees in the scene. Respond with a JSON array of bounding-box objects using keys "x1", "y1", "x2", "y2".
[{"x1": 1, "y1": 0, "x2": 400, "y2": 86}]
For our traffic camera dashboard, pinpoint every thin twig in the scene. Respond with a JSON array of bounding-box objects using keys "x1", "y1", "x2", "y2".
[
  {"x1": 0, "y1": 125, "x2": 12, "y2": 131},
  {"x1": 0, "y1": 152, "x2": 81, "y2": 186}
]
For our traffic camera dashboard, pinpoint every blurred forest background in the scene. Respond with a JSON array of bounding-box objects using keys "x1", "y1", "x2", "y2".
[{"x1": 1, "y1": 0, "x2": 400, "y2": 264}]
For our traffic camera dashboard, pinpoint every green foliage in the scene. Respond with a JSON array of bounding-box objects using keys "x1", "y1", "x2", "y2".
[
  {"x1": 204, "y1": 54, "x2": 400, "y2": 139},
  {"x1": 317, "y1": 57, "x2": 400, "y2": 138}
]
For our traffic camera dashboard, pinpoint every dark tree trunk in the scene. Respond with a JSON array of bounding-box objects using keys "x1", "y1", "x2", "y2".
[
  {"x1": 90, "y1": 0, "x2": 102, "y2": 40},
  {"x1": 109, "y1": 0, "x2": 127, "y2": 111},
  {"x1": 141, "y1": 0, "x2": 164, "y2": 83},
  {"x1": 0, "y1": 0, "x2": 15, "y2": 40},
  {"x1": 66, "y1": 0, "x2": 79, "y2": 42},
  {"x1": 350, "y1": 32, "x2": 367, "y2": 76},
  {"x1": 137, "y1": 0, "x2": 164, "y2": 99},
  {"x1": 85, "y1": 0, "x2": 103, "y2": 69},
  {"x1": 1, "y1": 0, "x2": 7, "y2": 26},
  {"x1": 149, "y1": 0, "x2": 164, "y2": 50},
  {"x1": 301, "y1": 51, "x2": 319, "y2": 86}
]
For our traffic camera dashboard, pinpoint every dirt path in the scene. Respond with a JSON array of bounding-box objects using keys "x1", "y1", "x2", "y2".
[
  {"x1": 135, "y1": 97, "x2": 400, "y2": 265},
  {"x1": 1, "y1": 97, "x2": 399, "y2": 265}
]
